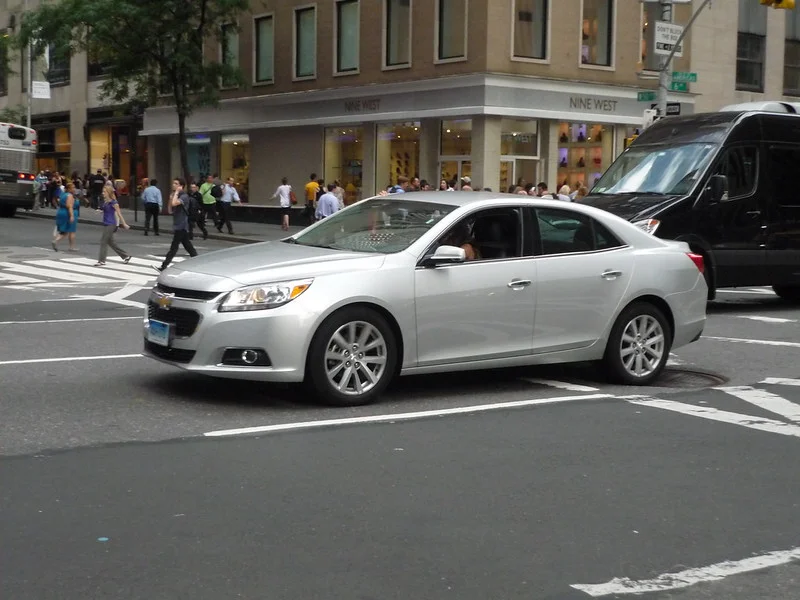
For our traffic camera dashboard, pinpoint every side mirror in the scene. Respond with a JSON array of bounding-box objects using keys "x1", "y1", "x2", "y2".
[
  {"x1": 425, "y1": 245, "x2": 466, "y2": 267},
  {"x1": 705, "y1": 174, "x2": 728, "y2": 205}
]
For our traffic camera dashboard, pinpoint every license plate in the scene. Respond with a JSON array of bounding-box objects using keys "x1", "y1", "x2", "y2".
[{"x1": 147, "y1": 319, "x2": 171, "y2": 347}]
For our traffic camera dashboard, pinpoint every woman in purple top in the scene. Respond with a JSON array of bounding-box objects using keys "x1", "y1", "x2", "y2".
[{"x1": 95, "y1": 185, "x2": 132, "y2": 267}]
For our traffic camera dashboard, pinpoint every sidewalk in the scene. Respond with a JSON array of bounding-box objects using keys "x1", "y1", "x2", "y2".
[{"x1": 21, "y1": 206, "x2": 303, "y2": 244}]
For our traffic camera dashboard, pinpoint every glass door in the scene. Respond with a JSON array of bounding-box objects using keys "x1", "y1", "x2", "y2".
[{"x1": 439, "y1": 159, "x2": 471, "y2": 188}]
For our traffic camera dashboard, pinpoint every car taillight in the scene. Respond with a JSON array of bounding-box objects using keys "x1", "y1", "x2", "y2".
[
  {"x1": 17, "y1": 173, "x2": 34, "y2": 181},
  {"x1": 687, "y1": 252, "x2": 704, "y2": 274}
]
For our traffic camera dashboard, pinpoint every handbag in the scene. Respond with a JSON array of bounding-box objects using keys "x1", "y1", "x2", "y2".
[{"x1": 289, "y1": 190, "x2": 297, "y2": 205}]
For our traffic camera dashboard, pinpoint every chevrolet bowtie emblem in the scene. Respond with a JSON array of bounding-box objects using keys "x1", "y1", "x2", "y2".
[{"x1": 157, "y1": 293, "x2": 174, "y2": 309}]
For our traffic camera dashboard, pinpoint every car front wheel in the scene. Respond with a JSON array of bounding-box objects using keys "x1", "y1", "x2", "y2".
[
  {"x1": 773, "y1": 285, "x2": 800, "y2": 303},
  {"x1": 306, "y1": 307, "x2": 398, "y2": 406},
  {"x1": 603, "y1": 302, "x2": 672, "y2": 386}
]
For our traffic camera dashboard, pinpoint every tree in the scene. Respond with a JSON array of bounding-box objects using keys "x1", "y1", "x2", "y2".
[
  {"x1": 11, "y1": 0, "x2": 249, "y2": 183},
  {"x1": 0, "y1": 105, "x2": 26, "y2": 125}
]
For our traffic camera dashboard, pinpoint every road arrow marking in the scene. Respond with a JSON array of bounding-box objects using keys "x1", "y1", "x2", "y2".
[{"x1": 716, "y1": 385, "x2": 800, "y2": 423}]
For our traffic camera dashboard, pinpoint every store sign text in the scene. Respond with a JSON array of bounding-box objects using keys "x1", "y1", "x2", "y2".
[
  {"x1": 569, "y1": 96, "x2": 619, "y2": 113},
  {"x1": 344, "y1": 98, "x2": 382, "y2": 113}
]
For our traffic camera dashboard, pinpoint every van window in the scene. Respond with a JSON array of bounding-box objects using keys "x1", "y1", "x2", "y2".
[
  {"x1": 714, "y1": 146, "x2": 757, "y2": 198},
  {"x1": 766, "y1": 145, "x2": 800, "y2": 207}
]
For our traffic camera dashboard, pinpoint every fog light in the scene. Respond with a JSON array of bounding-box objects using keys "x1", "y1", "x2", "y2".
[
  {"x1": 221, "y1": 348, "x2": 271, "y2": 367},
  {"x1": 241, "y1": 350, "x2": 258, "y2": 364}
]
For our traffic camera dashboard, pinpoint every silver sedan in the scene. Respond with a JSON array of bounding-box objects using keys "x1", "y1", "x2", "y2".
[{"x1": 143, "y1": 192, "x2": 707, "y2": 406}]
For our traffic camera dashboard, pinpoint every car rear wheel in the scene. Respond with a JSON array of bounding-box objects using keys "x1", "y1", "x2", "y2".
[
  {"x1": 306, "y1": 307, "x2": 398, "y2": 406},
  {"x1": 603, "y1": 302, "x2": 672, "y2": 386},
  {"x1": 773, "y1": 285, "x2": 800, "y2": 303}
]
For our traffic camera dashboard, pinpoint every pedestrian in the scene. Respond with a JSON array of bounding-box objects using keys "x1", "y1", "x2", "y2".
[
  {"x1": 95, "y1": 185, "x2": 131, "y2": 267},
  {"x1": 273, "y1": 176, "x2": 294, "y2": 231},
  {"x1": 52, "y1": 181, "x2": 78, "y2": 252},
  {"x1": 155, "y1": 177, "x2": 198, "y2": 272},
  {"x1": 188, "y1": 182, "x2": 205, "y2": 239},
  {"x1": 199, "y1": 173, "x2": 220, "y2": 230},
  {"x1": 315, "y1": 183, "x2": 340, "y2": 220},
  {"x1": 141, "y1": 178, "x2": 163, "y2": 236},
  {"x1": 216, "y1": 177, "x2": 242, "y2": 235},
  {"x1": 89, "y1": 169, "x2": 105, "y2": 210}
]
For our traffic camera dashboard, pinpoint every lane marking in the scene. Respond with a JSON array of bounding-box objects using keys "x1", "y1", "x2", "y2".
[
  {"x1": 667, "y1": 353, "x2": 686, "y2": 366},
  {"x1": 716, "y1": 385, "x2": 800, "y2": 423},
  {"x1": 571, "y1": 546, "x2": 800, "y2": 597},
  {"x1": 204, "y1": 393, "x2": 615, "y2": 437},
  {"x1": 761, "y1": 377, "x2": 800, "y2": 387},
  {"x1": 0, "y1": 262, "x2": 111, "y2": 284},
  {"x1": 60, "y1": 257, "x2": 159, "y2": 276},
  {"x1": 0, "y1": 316, "x2": 141, "y2": 325},
  {"x1": 736, "y1": 315, "x2": 796, "y2": 324},
  {"x1": 25, "y1": 259, "x2": 152, "y2": 285},
  {"x1": 0, "y1": 353, "x2": 142, "y2": 366},
  {"x1": 625, "y1": 396, "x2": 800, "y2": 438},
  {"x1": 704, "y1": 336, "x2": 800, "y2": 348},
  {"x1": 523, "y1": 378, "x2": 600, "y2": 392},
  {"x1": 0, "y1": 272, "x2": 43, "y2": 284},
  {"x1": 67, "y1": 294, "x2": 146, "y2": 309}
]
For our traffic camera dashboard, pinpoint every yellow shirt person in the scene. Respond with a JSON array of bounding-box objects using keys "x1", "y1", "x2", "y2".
[{"x1": 305, "y1": 174, "x2": 320, "y2": 205}]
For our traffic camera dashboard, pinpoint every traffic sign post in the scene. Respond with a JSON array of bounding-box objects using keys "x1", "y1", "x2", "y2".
[
  {"x1": 672, "y1": 71, "x2": 697, "y2": 83},
  {"x1": 638, "y1": 91, "x2": 657, "y2": 102},
  {"x1": 670, "y1": 81, "x2": 688, "y2": 92},
  {"x1": 651, "y1": 102, "x2": 681, "y2": 116}
]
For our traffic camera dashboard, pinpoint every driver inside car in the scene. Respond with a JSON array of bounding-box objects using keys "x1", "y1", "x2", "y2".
[{"x1": 440, "y1": 221, "x2": 480, "y2": 261}]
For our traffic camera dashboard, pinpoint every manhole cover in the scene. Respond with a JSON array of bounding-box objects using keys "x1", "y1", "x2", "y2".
[{"x1": 655, "y1": 368, "x2": 728, "y2": 388}]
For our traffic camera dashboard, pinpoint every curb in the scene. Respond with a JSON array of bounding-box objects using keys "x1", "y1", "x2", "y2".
[{"x1": 20, "y1": 210, "x2": 261, "y2": 245}]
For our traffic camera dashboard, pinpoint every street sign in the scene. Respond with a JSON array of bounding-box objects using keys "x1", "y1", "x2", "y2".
[
  {"x1": 31, "y1": 81, "x2": 51, "y2": 99},
  {"x1": 638, "y1": 91, "x2": 657, "y2": 101},
  {"x1": 672, "y1": 71, "x2": 697, "y2": 83},
  {"x1": 670, "y1": 81, "x2": 688, "y2": 92},
  {"x1": 654, "y1": 21, "x2": 684, "y2": 57},
  {"x1": 651, "y1": 102, "x2": 682, "y2": 116}
]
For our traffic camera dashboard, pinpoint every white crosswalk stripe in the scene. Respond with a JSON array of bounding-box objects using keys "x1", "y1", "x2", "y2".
[{"x1": 0, "y1": 255, "x2": 184, "y2": 289}]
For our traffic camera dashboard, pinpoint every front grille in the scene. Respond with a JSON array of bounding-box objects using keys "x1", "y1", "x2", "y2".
[
  {"x1": 156, "y1": 283, "x2": 221, "y2": 301},
  {"x1": 147, "y1": 301, "x2": 201, "y2": 337},
  {"x1": 0, "y1": 149, "x2": 34, "y2": 173},
  {"x1": 144, "y1": 341, "x2": 196, "y2": 363}
]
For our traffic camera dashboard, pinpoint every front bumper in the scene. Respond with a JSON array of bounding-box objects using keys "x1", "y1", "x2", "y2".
[{"x1": 141, "y1": 289, "x2": 315, "y2": 383}]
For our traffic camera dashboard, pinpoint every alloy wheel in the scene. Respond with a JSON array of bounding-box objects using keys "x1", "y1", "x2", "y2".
[
  {"x1": 619, "y1": 314, "x2": 665, "y2": 378},
  {"x1": 324, "y1": 320, "x2": 388, "y2": 396}
]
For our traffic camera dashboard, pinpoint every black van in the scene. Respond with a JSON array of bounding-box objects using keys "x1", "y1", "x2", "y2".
[{"x1": 577, "y1": 102, "x2": 800, "y2": 302}]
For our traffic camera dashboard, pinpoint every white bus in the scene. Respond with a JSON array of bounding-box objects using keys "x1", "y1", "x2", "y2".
[{"x1": 0, "y1": 122, "x2": 37, "y2": 218}]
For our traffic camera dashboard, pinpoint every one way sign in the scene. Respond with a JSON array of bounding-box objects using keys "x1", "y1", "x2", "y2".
[{"x1": 651, "y1": 102, "x2": 681, "y2": 116}]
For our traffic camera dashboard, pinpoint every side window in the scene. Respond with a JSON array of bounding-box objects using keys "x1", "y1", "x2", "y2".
[
  {"x1": 766, "y1": 145, "x2": 800, "y2": 207},
  {"x1": 536, "y1": 208, "x2": 623, "y2": 255},
  {"x1": 714, "y1": 146, "x2": 758, "y2": 198},
  {"x1": 435, "y1": 207, "x2": 522, "y2": 261}
]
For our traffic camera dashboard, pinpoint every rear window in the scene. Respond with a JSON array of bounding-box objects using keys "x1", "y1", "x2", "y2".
[{"x1": 7, "y1": 127, "x2": 27, "y2": 141}]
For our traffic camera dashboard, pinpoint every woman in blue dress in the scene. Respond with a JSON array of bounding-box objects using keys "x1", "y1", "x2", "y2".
[{"x1": 52, "y1": 181, "x2": 79, "y2": 252}]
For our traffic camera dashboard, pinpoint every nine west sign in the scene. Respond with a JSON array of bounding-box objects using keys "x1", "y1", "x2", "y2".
[
  {"x1": 344, "y1": 98, "x2": 382, "y2": 113},
  {"x1": 569, "y1": 96, "x2": 619, "y2": 113}
]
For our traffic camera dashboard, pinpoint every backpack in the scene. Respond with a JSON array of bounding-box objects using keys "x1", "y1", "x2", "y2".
[
  {"x1": 183, "y1": 193, "x2": 200, "y2": 222},
  {"x1": 210, "y1": 184, "x2": 223, "y2": 199}
]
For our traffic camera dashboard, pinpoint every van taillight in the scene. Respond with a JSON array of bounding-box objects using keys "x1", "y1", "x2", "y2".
[
  {"x1": 17, "y1": 173, "x2": 34, "y2": 181},
  {"x1": 687, "y1": 252, "x2": 704, "y2": 274}
]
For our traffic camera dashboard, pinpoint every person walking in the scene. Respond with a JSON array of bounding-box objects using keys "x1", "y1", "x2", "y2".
[
  {"x1": 141, "y1": 178, "x2": 163, "y2": 236},
  {"x1": 52, "y1": 181, "x2": 78, "y2": 252},
  {"x1": 188, "y1": 181, "x2": 205, "y2": 239},
  {"x1": 273, "y1": 177, "x2": 293, "y2": 231},
  {"x1": 315, "y1": 183, "x2": 340, "y2": 220},
  {"x1": 95, "y1": 185, "x2": 131, "y2": 267},
  {"x1": 199, "y1": 173, "x2": 220, "y2": 231},
  {"x1": 155, "y1": 177, "x2": 198, "y2": 273},
  {"x1": 216, "y1": 177, "x2": 241, "y2": 234}
]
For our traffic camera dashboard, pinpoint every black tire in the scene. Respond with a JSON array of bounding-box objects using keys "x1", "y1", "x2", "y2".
[
  {"x1": 603, "y1": 302, "x2": 672, "y2": 386},
  {"x1": 306, "y1": 306, "x2": 398, "y2": 406},
  {"x1": 0, "y1": 205, "x2": 17, "y2": 218},
  {"x1": 773, "y1": 285, "x2": 800, "y2": 303}
]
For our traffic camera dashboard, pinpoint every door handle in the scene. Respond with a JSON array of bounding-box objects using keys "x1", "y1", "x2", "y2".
[
  {"x1": 507, "y1": 279, "x2": 532, "y2": 289},
  {"x1": 601, "y1": 270, "x2": 623, "y2": 280},
  {"x1": 746, "y1": 210, "x2": 761, "y2": 218}
]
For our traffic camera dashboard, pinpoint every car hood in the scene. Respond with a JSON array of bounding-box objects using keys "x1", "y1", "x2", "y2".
[
  {"x1": 577, "y1": 193, "x2": 683, "y2": 221},
  {"x1": 163, "y1": 241, "x2": 387, "y2": 287}
]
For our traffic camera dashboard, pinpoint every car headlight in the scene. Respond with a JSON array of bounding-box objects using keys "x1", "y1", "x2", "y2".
[
  {"x1": 218, "y1": 279, "x2": 313, "y2": 312},
  {"x1": 634, "y1": 218, "x2": 661, "y2": 235}
]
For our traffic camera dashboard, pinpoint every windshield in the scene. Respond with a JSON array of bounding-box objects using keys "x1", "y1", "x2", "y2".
[
  {"x1": 592, "y1": 143, "x2": 718, "y2": 195},
  {"x1": 289, "y1": 198, "x2": 457, "y2": 254}
]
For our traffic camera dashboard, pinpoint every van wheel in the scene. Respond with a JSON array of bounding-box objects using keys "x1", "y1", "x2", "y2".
[
  {"x1": 0, "y1": 205, "x2": 17, "y2": 218},
  {"x1": 603, "y1": 302, "x2": 672, "y2": 386},
  {"x1": 306, "y1": 307, "x2": 398, "y2": 407},
  {"x1": 773, "y1": 285, "x2": 800, "y2": 303}
]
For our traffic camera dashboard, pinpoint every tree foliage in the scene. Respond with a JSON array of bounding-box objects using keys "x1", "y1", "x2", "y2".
[
  {"x1": 11, "y1": 0, "x2": 250, "y2": 181},
  {"x1": 0, "y1": 104, "x2": 27, "y2": 125}
]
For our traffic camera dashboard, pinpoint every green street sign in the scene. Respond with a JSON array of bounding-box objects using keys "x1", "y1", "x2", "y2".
[
  {"x1": 670, "y1": 81, "x2": 688, "y2": 92},
  {"x1": 638, "y1": 91, "x2": 657, "y2": 101},
  {"x1": 672, "y1": 71, "x2": 698, "y2": 83}
]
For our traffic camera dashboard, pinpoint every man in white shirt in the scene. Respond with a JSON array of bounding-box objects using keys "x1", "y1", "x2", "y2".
[
  {"x1": 315, "y1": 183, "x2": 340, "y2": 220},
  {"x1": 216, "y1": 177, "x2": 242, "y2": 234}
]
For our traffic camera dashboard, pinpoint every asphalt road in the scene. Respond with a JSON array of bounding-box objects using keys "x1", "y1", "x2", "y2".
[{"x1": 2, "y1": 214, "x2": 799, "y2": 599}]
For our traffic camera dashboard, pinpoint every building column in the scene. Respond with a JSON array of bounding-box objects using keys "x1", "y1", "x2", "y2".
[
  {"x1": 361, "y1": 123, "x2": 376, "y2": 197},
  {"x1": 418, "y1": 118, "x2": 440, "y2": 186},
  {"x1": 68, "y1": 52, "x2": 89, "y2": 175},
  {"x1": 546, "y1": 121, "x2": 560, "y2": 190},
  {"x1": 470, "y1": 116, "x2": 502, "y2": 192}
]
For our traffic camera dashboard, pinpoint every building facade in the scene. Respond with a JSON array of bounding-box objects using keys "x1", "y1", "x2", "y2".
[
  {"x1": 141, "y1": 0, "x2": 696, "y2": 204},
  {"x1": 691, "y1": 0, "x2": 800, "y2": 113},
  {"x1": 0, "y1": 0, "x2": 147, "y2": 185}
]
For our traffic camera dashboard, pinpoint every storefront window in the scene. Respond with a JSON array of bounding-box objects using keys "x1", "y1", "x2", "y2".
[
  {"x1": 556, "y1": 122, "x2": 613, "y2": 191},
  {"x1": 220, "y1": 134, "x2": 250, "y2": 203},
  {"x1": 500, "y1": 118, "x2": 538, "y2": 157},
  {"x1": 324, "y1": 127, "x2": 363, "y2": 205},
  {"x1": 440, "y1": 119, "x2": 472, "y2": 156},
  {"x1": 376, "y1": 122, "x2": 420, "y2": 190},
  {"x1": 187, "y1": 135, "x2": 212, "y2": 184},
  {"x1": 89, "y1": 126, "x2": 112, "y2": 174}
]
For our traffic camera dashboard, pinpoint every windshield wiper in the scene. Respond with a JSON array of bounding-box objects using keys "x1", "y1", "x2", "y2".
[{"x1": 282, "y1": 238, "x2": 297, "y2": 244}]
